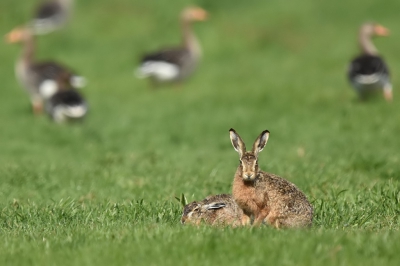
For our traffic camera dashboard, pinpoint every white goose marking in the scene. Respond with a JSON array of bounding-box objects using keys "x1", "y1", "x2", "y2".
[
  {"x1": 135, "y1": 61, "x2": 179, "y2": 81},
  {"x1": 32, "y1": 19, "x2": 59, "y2": 35},
  {"x1": 39, "y1": 79, "x2": 58, "y2": 99},
  {"x1": 64, "y1": 105, "x2": 87, "y2": 118},
  {"x1": 52, "y1": 104, "x2": 87, "y2": 123},
  {"x1": 354, "y1": 73, "x2": 381, "y2": 84},
  {"x1": 70, "y1": 76, "x2": 87, "y2": 88}
]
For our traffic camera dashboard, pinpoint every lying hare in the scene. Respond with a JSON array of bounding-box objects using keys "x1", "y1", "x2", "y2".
[
  {"x1": 229, "y1": 128, "x2": 313, "y2": 228},
  {"x1": 181, "y1": 194, "x2": 250, "y2": 226}
]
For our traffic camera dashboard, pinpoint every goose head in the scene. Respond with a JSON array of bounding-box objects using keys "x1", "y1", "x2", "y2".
[
  {"x1": 360, "y1": 22, "x2": 389, "y2": 38},
  {"x1": 181, "y1": 7, "x2": 208, "y2": 22},
  {"x1": 5, "y1": 26, "x2": 31, "y2": 44}
]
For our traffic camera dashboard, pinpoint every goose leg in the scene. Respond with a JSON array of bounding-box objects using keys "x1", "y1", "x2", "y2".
[
  {"x1": 383, "y1": 82, "x2": 393, "y2": 102},
  {"x1": 31, "y1": 98, "x2": 43, "y2": 115}
]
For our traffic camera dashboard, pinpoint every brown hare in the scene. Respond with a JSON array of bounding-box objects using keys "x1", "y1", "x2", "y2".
[
  {"x1": 181, "y1": 194, "x2": 250, "y2": 227},
  {"x1": 229, "y1": 129, "x2": 313, "y2": 228}
]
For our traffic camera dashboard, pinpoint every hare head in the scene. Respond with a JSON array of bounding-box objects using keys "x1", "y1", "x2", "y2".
[{"x1": 229, "y1": 128, "x2": 270, "y2": 182}]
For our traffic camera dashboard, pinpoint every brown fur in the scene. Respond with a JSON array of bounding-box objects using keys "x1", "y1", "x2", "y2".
[
  {"x1": 230, "y1": 129, "x2": 313, "y2": 228},
  {"x1": 181, "y1": 194, "x2": 250, "y2": 227}
]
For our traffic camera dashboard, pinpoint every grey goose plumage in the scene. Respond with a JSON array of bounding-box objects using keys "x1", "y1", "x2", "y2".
[
  {"x1": 46, "y1": 89, "x2": 87, "y2": 123},
  {"x1": 6, "y1": 26, "x2": 86, "y2": 114},
  {"x1": 41, "y1": 72, "x2": 88, "y2": 123},
  {"x1": 136, "y1": 7, "x2": 208, "y2": 85},
  {"x1": 31, "y1": 0, "x2": 73, "y2": 35},
  {"x1": 348, "y1": 22, "x2": 392, "y2": 102}
]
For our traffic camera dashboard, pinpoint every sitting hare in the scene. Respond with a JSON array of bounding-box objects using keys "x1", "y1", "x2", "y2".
[
  {"x1": 181, "y1": 194, "x2": 250, "y2": 227},
  {"x1": 229, "y1": 128, "x2": 313, "y2": 228}
]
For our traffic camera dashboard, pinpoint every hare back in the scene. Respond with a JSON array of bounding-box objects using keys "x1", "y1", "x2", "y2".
[
  {"x1": 202, "y1": 194, "x2": 243, "y2": 220},
  {"x1": 183, "y1": 194, "x2": 246, "y2": 226},
  {"x1": 258, "y1": 171, "x2": 313, "y2": 223}
]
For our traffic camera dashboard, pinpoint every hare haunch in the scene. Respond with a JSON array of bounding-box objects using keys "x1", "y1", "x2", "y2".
[{"x1": 229, "y1": 129, "x2": 313, "y2": 228}]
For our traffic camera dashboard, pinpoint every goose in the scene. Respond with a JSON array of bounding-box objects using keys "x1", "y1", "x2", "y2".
[
  {"x1": 45, "y1": 84, "x2": 88, "y2": 123},
  {"x1": 40, "y1": 73, "x2": 88, "y2": 123},
  {"x1": 348, "y1": 22, "x2": 392, "y2": 102},
  {"x1": 136, "y1": 7, "x2": 208, "y2": 84},
  {"x1": 31, "y1": 0, "x2": 73, "y2": 35},
  {"x1": 46, "y1": 90, "x2": 87, "y2": 123},
  {"x1": 5, "y1": 26, "x2": 85, "y2": 114}
]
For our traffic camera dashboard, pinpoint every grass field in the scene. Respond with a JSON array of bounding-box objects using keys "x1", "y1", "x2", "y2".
[{"x1": 1, "y1": 0, "x2": 400, "y2": 265}]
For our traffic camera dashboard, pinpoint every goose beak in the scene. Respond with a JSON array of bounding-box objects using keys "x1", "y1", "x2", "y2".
[
  {"x1": 192, "y1": 8, "x2": 208, "y2": 21},
  {"x1": 5, "y1": 28, "x2": 22, "y2": 43},
  {"x1": 375, "y1": 25, "x2": 389, "y2": 36}
]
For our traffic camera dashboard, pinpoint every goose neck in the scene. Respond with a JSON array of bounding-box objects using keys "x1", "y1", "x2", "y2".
[
  {"x1": 359, "y1": 29, "x2": 378, "y2": 55},
  {"x1": 20, "y1": 32, "x2": 35, "y2": 64},
  {"x1": 181, "y1": 18, "x2": 201, "y2": 58}
]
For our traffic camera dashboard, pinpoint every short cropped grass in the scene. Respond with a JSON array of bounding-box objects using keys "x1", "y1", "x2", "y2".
[{"x1": 1, "y1": 0, "x2": 400, "y2": 265}]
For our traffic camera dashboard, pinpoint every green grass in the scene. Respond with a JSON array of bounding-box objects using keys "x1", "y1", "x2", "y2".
[{"x1": 1, "y1": 0, "x2": 400, "y2": 265}]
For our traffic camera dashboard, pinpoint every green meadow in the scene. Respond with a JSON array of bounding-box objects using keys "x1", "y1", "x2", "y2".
[{"x1": 1, "y1": 0, "x2": 400, "y2": 265}]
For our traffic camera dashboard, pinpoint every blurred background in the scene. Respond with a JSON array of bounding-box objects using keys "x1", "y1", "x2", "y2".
[{"x1": 0, "y1": 0, "x2": 399, "y2": 203}]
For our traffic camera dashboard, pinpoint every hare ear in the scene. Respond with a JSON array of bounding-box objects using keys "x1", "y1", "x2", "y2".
[
  {"x1": 206, "y1": 202, "x2": 226, "y2": 210},
  {"x1": 229, "y1": 128, "x2": 246, "y2": 157},
  {"x1": 252, "y1": 130, "x2": 270, "y2": 157}
]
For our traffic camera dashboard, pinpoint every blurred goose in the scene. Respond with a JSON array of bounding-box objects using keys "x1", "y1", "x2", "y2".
[
  {"x1": 47, "y1": 90, "x2": 87, "y2": 123},
  {"x1": 348, "y1": 22, "x2": 392, "y2": 102},
  {"x1": 5, "y1": 26, "x2": 85, "y2": 114},
  {"x1": 41, "y1": 73, "x2": 88, "y2": 123},
  {"x1": 136, "y1": 7, "x2": 208, "y2": 84},
  {"x1": 31, "y1": 0, "x2": 73, "y2": 35}
]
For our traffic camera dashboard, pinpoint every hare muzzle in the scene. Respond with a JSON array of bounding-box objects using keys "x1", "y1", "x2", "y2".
[
  {"x1": 181, "y1": 217, "x2": 186, "y2": 224},
  {"x1": 243, "y1": 173, "x2": 255, "y2": 181}
]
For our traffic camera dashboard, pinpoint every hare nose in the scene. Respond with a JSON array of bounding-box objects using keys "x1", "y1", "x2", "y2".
[
  {"x1": 245, "y1": 173, "x2": 253, "y2": 179},
  {"x1": 181, "y1": 216, "x2": 186, "y2": 224}
]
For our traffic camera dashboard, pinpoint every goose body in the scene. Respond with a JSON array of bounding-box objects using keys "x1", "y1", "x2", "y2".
[
  {"x1": 17, "y1": 61, "x2": 85, "y2": 97},
  {"x1": 32, "y1": 0, "x2": 73, "y2": 35},
  {"x1": 348, "y1": 23, "x2": 392, "y2": 101},
  {"x1": 6, "y1": 26, "x2": 85, "y2": 114},
  {"x1": 40, "y1": 70, "x2": 88, "y2": 123},
  {"x1": 136, "y1": 7, "x2": 207, "y2": 84},
  {"x1": 46, "y1": 89, "x2": 88, "y2": 123},
  {"x1": 348, "y1": 54, "x2": 390, "y2": 95},
  {"x1": 137, "y1": 48, "x2": 192, "y2": 82}
]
